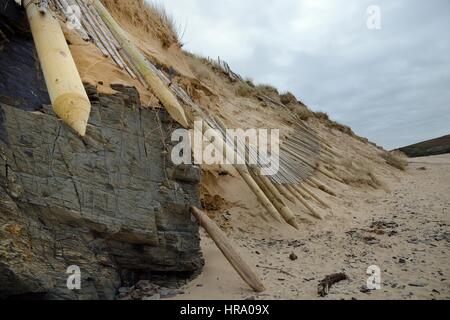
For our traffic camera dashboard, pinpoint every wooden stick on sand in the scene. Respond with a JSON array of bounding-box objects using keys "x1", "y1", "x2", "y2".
[{"x1": 191, "y1": 206, "x2": 266, "y2": 293}]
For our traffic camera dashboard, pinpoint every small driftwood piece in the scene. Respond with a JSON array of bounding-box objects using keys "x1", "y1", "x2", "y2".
[
  {"x1": 318, "y1": 273, "x2": 348, "y2": 297},
  {"x1": 257, "y1": 265, "x2": 295, "y2": 278},
  {"x1": 191, "y1": 206, "x2": 266, "y2": 293}
]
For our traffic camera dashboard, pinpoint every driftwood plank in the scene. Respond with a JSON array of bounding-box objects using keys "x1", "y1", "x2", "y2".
[{"x1": 191, "y1": 206, "x2": 265, "y2": 293}]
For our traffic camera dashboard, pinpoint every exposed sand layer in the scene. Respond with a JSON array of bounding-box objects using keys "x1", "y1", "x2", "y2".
[{"x1": 174, "y1": 154, "x2": 450, "y2": 300}]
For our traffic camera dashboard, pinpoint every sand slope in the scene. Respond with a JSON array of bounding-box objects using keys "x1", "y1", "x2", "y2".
[{"x1": 174, "y1": 154, "x2": 450, "y2": 300}]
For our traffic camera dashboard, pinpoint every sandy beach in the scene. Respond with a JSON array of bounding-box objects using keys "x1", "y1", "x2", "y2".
[{"x1": 175, "y1": 154, "x2": 450, "y2": 300}]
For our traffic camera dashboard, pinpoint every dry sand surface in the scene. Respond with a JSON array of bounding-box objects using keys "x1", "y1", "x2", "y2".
[{"x1": 174, "y1": 154, "x2": 450, "y2": 300}]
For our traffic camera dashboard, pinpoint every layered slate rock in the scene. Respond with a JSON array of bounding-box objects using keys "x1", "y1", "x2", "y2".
[{"x1": 0, "y1": 83, "x2": 203, "y2": 299}]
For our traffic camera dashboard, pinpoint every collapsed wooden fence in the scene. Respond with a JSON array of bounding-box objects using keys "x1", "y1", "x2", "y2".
[
  {"x1": 39, "y1": 0, "x2": 342, "y2": 230},
  {"x1": 15, "y1": 0, "x2": 350, "y2": 293}
]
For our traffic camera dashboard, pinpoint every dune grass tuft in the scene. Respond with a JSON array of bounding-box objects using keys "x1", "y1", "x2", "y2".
[{"x1": 383, "y1": 151, "x2": 408, "y2": 171}]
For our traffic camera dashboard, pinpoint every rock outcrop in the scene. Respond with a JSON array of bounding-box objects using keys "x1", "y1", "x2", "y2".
[{"x1": 0, "y1": 26, "x2": 203, "y2": 298}]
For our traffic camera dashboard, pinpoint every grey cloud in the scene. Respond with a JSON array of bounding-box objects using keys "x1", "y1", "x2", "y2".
[{"x1": 163, "y1": 0, "x2": 450, "y2": 149}]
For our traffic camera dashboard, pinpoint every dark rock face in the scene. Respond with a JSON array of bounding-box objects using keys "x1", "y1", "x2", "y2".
[
  {"x1": 0, "y1": 81, "x2": 203, "y2": 299},
  {"x1": 0, "y1": 3, "x2": 48, "y2": 112}
]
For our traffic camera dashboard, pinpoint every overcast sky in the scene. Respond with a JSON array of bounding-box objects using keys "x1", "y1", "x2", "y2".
[{"x1": 163, "y1": 0, "x2": 450, "y2": 149}]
